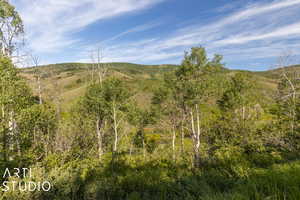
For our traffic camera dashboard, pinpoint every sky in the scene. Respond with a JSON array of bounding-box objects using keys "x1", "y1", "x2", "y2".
[{"x1": 10, "y1": 0, "x2": 300, "y2": 71}]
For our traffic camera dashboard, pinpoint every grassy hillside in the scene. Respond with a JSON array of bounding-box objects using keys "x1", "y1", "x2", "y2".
[
  {"x1": 21, "y1": 62, "x2": 177, "y2": 110},
  {"x1": 20, "y1": 62, "x2": 283, "y2": 111},
  {"x1": 254, "y1": 64, "x2": 300, "y2": 79}
]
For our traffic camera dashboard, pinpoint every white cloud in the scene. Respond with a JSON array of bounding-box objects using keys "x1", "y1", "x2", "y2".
[
  {"x1": 214, "y1": 21, "x2": 300, "y2": 45},
  {"x1": 86, "y1": 0, "x2": 300, "y2": 65},
  {"x1": 157, "y1": 0, "x2": 300, "y2": 50},
  {"x1": 11, "y1": 0, "x2": 300, "y2": 68},
  {"x1": 12, "y1": 0, "x2": 164, "y2": 53},
  {"x1": 219, "y1": 0, "x2": 300, "y2": 25}
]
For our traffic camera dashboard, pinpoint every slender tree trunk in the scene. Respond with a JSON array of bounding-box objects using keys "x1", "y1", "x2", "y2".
[
  {"x1": 129, "y1": 141, "x2": 133, "y2": 159},
  {"x1": 142, "y1": 138, "x2": 146, "y2": 160},
  {"x1": 2, "y1": 105, "x2": 7, "y2": 162},
  {"x1": 8, "y1": 111, "x2": 17, "y2": 161},
  {"x1": 96, "y1": 118, "x2": 103, "y2": 160},
  {"x1": 195, "y1": 105, "x2": 201, "y2": 167},
  {"x1": 44, "y1": 126, "x2": 50, "y2": 156},
  {"x1": 37, "y1": 76, "x2": 42, "y2": 104},
  {"x1": 172, "y1": 125, "x2": 176, "y2": 162},
  {"x1": 191, "y1": 105, "x2": 201, "y2": 168},
  {"x1": 112, "y1": 103, "x2": 118, "y2": 153},
  {"x1": 2, "y1": 45, "x2": 5, "y2": 55},
  {"x1": 291, "y1": 89, "x2": 296, "y2": 135},
  {"x1": 33, "y1": 126, "x2": 36, "y2": 148},
  {"x1": 190, "y1": 109, "x2": 196, "y2": 167},
  {"x1": 32, "y1": 55, "x2": 42, "y2": 104},
  {"x1": 6, "y1": 106, "x2": 21, "y2": 160},
  {"x1": 16, "y1": 136, "x2": 21, "y2": 157},
  {"x1": 283, "y1": 73, "x2": 297, "y2": 134},
  {"x1": 180, "y1": 123, "x2": 185, "y2": 155},
  {"x1": 3, "y1": 130, "x2": 7, "y2": 162},
  {"x1": 98, "y1": 71, "x2": 102, "y2": 85}
]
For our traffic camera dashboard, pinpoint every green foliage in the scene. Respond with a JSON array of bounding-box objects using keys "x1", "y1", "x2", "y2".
[
  {"x1": 133, "y1": 129, "x2": 144, "y2": 149},
  {"x1": 0, "y1": 57, "x2": 34, "y2": 111},
  {"x1": 3, "y1": 158, "x2": 300, "y2": 200},
  {"x1": 0, "y1": 56, "x2": 36, "y2": 164},
  {"x1": 17, "y1": 104, "x2": 57, "y2": 163},
  {"x1": 0, "y1": 0, "x2": 24, "y2": 56},
  {"x1": 144, "y1": 134, "x2": 161, "y2": 154},
  {"x1": 218, "y1": 72, "x2": 255, "y2": 111},
  {"x1": 2, "y1": 39, "x2": 300, "y2": 199},
  {"x1": 0, "y1": 56, "x2": 59, "y2": 189},
  {"x1": 3, "y1": 0, "x2": 300, "y2": 197}
]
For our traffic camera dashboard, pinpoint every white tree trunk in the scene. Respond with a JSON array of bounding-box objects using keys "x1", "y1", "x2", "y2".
[
  {"x1": 8, "y1": 111, "x2": 17, "y2": 161},
  {"x1": 195, "y1": 105, "x2": 201, "y2": 167},
  {"x1": 142, "y1": 138, "x2": 146, "y2": 160},
  {"x1": 190, "y1": 105, "x2": 201, "y2": 168},
  {"x1": 196, "y1": 105, "x2": 200, "y2": 149},
  {"x1": 180, "y1": 123, "x2": 185, "y2": 155},
  {"x1": 172, "y1": 125, "x2": 176, "y2": 161},
  {"x1": 282, "y1": 72, "x2": 297, "y2": 134},
  {"x1": 1, "y1": 105, "x2": 8, "y2": 161},
  {"x1": 96, "y1": 118, "x2": 103, "y2": 159},
  {"x1": 37, "y1": 76, "x2": 42, "y2": 104},
  {"x1": 112, "y1": 103, "x2": 118, "y2": 152}
]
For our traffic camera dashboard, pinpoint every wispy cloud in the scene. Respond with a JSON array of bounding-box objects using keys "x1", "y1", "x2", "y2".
[
  {"x1": 215, "y1": 22, "x2": 300, "y2": 45},
  {"x1": 98, "y1": 0, "x2": 300, "y2": 67},
  {"x1": 102, "y1": 21, "x2": 163, "y2": 44},
  {"x1": 12, "y1": 0, "x2": 164, "y2": 53},
  {"x1": 219, "y1": 0, "x2": 300, "y2": 25},
  {"x1": 12, "y1": 0, "x2": 300, "y2": 69}
]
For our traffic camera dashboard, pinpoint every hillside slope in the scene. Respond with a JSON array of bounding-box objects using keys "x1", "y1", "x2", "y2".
[
  {"x1": 20, "y1": 62, "x2": 284, "y2": 110},
  {"x1": 21, "y1": 63, "x2": 177, "y2": 109}
]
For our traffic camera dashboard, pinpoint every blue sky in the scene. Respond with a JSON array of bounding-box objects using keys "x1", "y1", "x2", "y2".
[{"x1": 11, "y1": 0, "x2": 300, "y2": 70}]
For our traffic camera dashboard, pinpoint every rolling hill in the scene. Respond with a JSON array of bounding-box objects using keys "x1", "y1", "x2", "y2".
[
  {"x1": 20, "y1": 63, "x2": 178, "y2": 110},
  {"x1": 20, "y1": 62, "x2": 299, "y2": 111}
]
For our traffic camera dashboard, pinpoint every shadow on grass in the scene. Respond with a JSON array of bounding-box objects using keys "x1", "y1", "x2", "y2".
[{"x1": 2, "y1": 156, "x2": 300, "y2": 200}]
